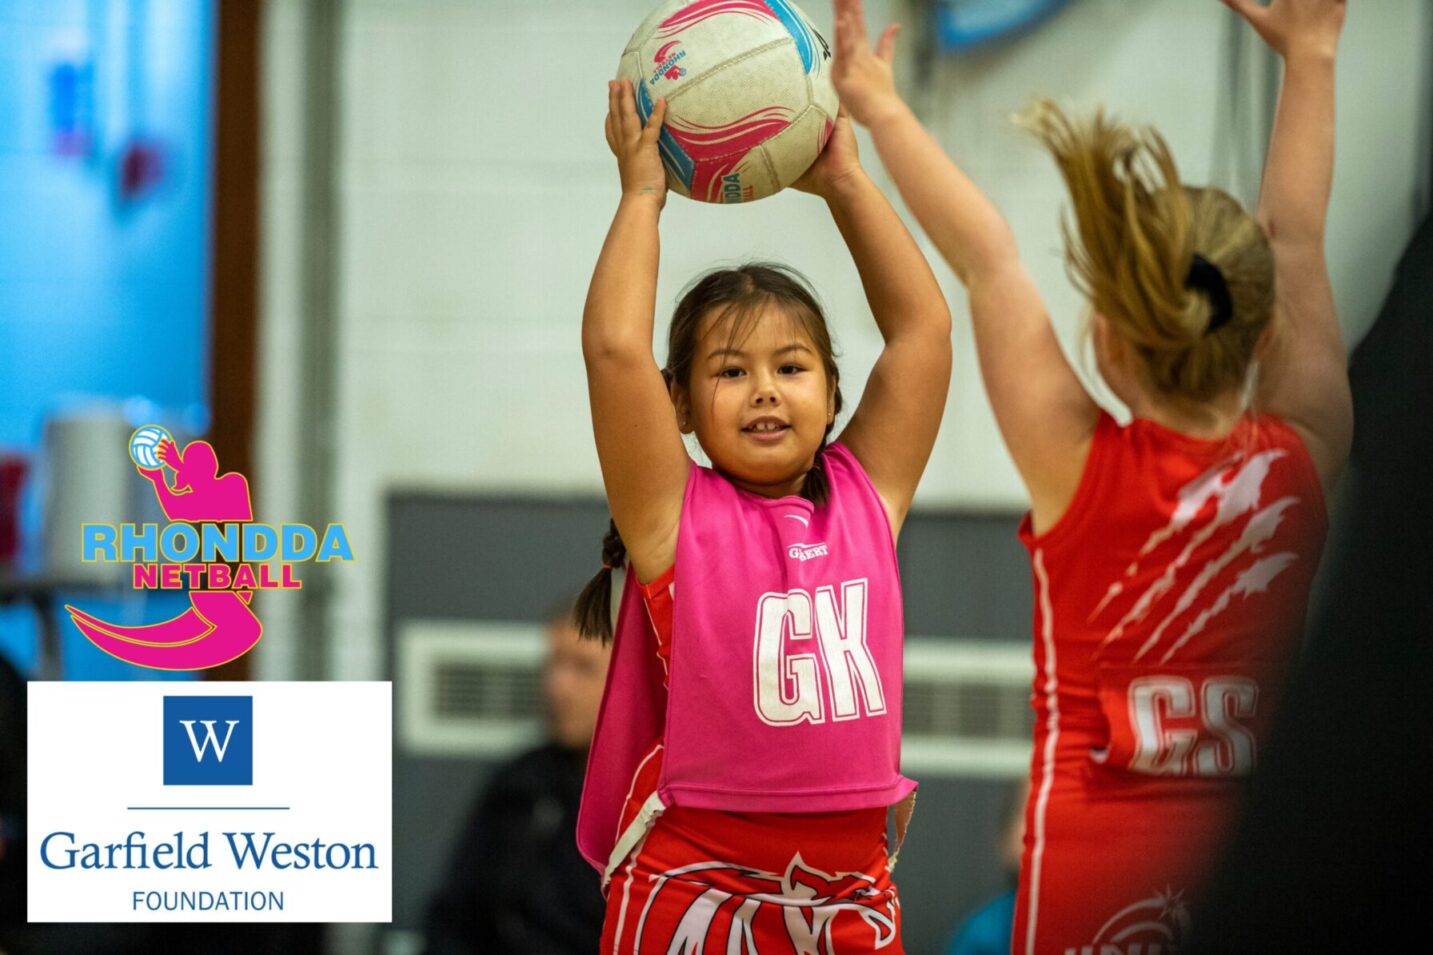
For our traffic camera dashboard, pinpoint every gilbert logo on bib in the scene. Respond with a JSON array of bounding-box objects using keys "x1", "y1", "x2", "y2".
[{"x1": 786, "y1": 541, "x2": 828, "y2": 561}]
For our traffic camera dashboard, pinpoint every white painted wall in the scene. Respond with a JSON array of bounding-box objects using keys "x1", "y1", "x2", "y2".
[{"x1": 255, "y1": 0, "x2": 1431, "y2": 682}]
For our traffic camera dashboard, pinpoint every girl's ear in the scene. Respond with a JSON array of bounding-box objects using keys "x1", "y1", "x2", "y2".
[
  {"x1": 669, "y1": 381, "x2": 693, "y2": 434},
  {"x1": 1252, "y1": 321, "x2": 1277, "y2": 362},
  {"x1": 1092, "y1": 312, "x2": 1132, "y2": 375},
  {"x1": 1091, "y1": 311, "x2": 1112, "y2": 362}
]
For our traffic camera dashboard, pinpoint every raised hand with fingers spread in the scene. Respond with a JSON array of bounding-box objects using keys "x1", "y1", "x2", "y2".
[
  {"x1": 1224, "y1": 0, "x2": 1351, "y2": 484},
  {"x1": 1221, "y1": 0, "x2": 1346, "y2": 59},
  {"x1": 832, "y1": 0, "x2": 1093, "y2": 532},
  {"x1": 831, "y1": 0, "x2": 903, "y2": 127}
]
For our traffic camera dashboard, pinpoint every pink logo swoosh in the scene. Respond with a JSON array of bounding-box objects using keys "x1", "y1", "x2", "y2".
[
  {"x1": 666, "y1": 106, "x2": 793, "y2": 201},
  {"x1": 657, "y1": 0, "x2": 776, "y2": 37},
  {"x1": 67, "y1": 591, "x2": 261, "y2": 671}
]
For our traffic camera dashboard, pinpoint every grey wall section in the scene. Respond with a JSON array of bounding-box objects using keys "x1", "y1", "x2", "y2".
[
  {"x1": 388, "y1": 493, "x2": 1034, "y2": 955},
  {"x1": 895, "y1": 511, "x2": 1034, "y2": 641}
]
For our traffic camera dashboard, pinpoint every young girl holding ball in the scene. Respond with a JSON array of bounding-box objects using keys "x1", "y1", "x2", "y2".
[
  {"x1": 833, "y1": 0, "x2": 1350, "y2": 950},
  {"x1": 576, "y1": 79, "x2": 950, "y2": 952}
]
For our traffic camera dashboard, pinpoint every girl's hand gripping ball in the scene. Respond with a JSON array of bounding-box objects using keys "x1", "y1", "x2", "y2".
[
  {"x1": 792, "y1": 108, "x2": 864, "y2": 198},
  {"x1": 606, "y1": 80, "x2": 669, "y2": 207}
]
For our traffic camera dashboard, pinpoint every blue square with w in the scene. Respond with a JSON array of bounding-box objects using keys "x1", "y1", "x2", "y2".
[{"x1": 163, "y1": 696, "x2": 253, "y2": 786}]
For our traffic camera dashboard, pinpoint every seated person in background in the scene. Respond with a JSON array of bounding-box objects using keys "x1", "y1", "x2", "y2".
[
  {"x1": 423, "y1": 602, "x2": 610, "y2": 955},
  {"x1": 945, "y1": 777, "x2": 1029, "y2": 955}
]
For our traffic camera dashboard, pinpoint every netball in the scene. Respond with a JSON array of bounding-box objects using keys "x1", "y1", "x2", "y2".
[
  {"x1": 127, "y1": 424, "x2": 172, "y2": 469},
  {"x1": 616, "y1": 0, "x2": 837, "y2": 203}
]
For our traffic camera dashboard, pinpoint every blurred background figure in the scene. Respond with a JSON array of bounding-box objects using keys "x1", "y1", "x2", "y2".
[
  {"x1": 423, "y1": 601, "x2": 610, "y2": 955},
  {"x1": 944, "y1": 777, "x2": 1028, "y2": 955}
]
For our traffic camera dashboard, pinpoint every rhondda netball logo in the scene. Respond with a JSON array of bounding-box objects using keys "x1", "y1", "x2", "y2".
[
  {"x1": 69, "y1": 425, "x2": 354, "y2": 670},
  {"x1": 650, "y1": 40, "x2": 688, "y2": 82}
]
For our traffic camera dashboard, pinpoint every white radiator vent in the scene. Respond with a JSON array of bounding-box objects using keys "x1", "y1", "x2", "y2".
[
  {"x1": 398, "y1": 621, "x2": 547, "y2": 758},
  {"x1": 399, "y1": 623, "x2": 1033, "y2": 779},
  {"x1": 901, "y1": 639, "x2": 1034, "y2": 778}
]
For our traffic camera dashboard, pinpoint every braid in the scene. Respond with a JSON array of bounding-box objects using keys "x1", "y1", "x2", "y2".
[
  {"x1": 575, "y1": 519, "x2": 626, "y2": 644},
  {"x1": 800, "y1": 420, "x2": 838, "y2": 506}
]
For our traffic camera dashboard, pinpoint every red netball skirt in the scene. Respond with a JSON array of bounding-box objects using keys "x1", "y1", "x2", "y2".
[{"x1": 601, "y1": 803, "x2": 903, "y2": 954}]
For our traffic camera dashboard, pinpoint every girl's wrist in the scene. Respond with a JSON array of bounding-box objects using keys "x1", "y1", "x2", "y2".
[
  {"x1": 1281, "y1": 38, "x2": 1339, "y2": 69},
  {"x1": 863, "y1": 98, "x2": 914, "y2": 135},
  {"x1": 620, "y1": 188, "x2": 667, "y2": 212},
  {"x1": 821, "y1": 168, "x2": 873, "y2": 204}
]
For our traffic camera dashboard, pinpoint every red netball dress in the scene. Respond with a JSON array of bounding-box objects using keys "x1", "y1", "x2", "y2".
[
  {"x1": 599, "y1": 565, "x2": 901, "y2": 955},
  {"x1": 1012, "y1": 412, "x2": 1327, "y2": 955}
]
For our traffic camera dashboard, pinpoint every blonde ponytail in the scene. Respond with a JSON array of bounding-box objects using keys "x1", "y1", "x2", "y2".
[{"x1": 1020, "y1": 100, "x2": 1274, "y2": 402}]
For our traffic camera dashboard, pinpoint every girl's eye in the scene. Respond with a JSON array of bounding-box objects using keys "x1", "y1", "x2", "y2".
[
  {"x1": 779, "y1": 364, "x2": 804, "y2": 375},
  {"x1": 719, "y1": 366, "x2": 745, "y2": 379}
]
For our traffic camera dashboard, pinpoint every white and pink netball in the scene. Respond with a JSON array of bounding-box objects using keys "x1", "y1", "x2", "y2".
[{"x1": 617, "y1": 0, "x2": 838, "y2": 203}]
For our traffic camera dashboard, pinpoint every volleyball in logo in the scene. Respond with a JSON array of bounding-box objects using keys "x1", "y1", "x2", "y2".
[
  {"x1": 128, "y1": 424, "x2": 172, "y2": 469},
  {"x1": 617, "y1": 0, "x2": 837, "y2": 203}
]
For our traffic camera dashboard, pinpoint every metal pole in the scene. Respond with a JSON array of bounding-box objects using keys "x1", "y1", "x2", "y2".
[{"x1": 296, "y1": 0, "x2": 342, "y2": 682}]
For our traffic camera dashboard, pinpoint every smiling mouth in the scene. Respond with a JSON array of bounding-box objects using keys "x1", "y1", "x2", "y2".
[{"x1": 743, "y1": 419, "x2": 790, "y2": 435}]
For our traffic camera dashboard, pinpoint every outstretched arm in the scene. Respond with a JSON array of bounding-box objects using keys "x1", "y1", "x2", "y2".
[
  {"x1": 832, "y1": 0, "x2": 1097, "y2": 530},
  {"x1": 583, "y1": 82, "x2": 687, "y2": 582},
  {"x1": 137, "y1": 466, "x2": 178, "y2": 503},
  {"x1": 1225, "y1": 0, "x2": 1352, "y2": 490},
  {"x1": 797, "y1": 111, "x2": 951, "y2": 536}
]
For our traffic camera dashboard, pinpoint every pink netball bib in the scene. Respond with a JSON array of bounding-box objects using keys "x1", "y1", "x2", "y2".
[{"x1": 578, "y1": 443, "x2": 914, "y2": 871}]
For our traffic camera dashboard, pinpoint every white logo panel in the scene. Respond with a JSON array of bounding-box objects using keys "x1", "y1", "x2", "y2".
[{"x1": 28, "y1": 682, "x2": 391, "y2": 923}]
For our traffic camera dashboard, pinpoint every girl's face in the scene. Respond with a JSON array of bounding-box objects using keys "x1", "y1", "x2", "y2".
[{"x1": 674, "y1": 304, "x2": 835, "y2": 499}]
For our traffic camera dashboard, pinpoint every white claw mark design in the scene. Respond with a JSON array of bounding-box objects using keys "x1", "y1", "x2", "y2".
[{"x1": 1092, "y1": 449, "x2": 1302, "y2": 664}]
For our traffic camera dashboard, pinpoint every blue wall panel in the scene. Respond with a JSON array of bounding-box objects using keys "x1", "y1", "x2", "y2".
[{"x1": 0, "y1": 0, "x2": 214, "y2": 679}]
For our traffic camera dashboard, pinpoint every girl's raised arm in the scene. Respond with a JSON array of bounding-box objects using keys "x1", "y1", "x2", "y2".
[
  {"x1": 798, "y1": 111, "x2": 951, "y2": 537},
  {"x1": 583, "y1": 82, "x2": 687, "y2": 582},
  {"x1": 1226, "y1": 0, "x2": 1352, "y2": 490},
  {"x1": 832, "y1": 0, "x2": 1099, "y2": 530}
]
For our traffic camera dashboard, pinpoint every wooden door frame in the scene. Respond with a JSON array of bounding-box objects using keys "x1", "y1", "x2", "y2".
[{"x1": 208, "y1": 0, "x2": 261, "y2": 681}]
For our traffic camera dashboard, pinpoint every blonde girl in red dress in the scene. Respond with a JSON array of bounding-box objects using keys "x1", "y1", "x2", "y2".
[{"x1": 831, "y1": 0, "x2": 1352, "y2": 950}]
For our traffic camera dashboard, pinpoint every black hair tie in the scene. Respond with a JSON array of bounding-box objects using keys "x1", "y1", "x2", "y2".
[{"x1": 1185, "y1": 253, "x2": 1234, "y2": 333}]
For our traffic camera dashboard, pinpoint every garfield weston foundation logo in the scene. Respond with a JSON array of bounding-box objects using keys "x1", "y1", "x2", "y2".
[{"x1": 68, "y1": 425, "x2": 353, "y2": 670}]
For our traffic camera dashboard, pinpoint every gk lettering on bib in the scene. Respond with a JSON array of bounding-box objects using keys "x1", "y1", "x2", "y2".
[{"x1": 753, "y1": 578, "x2": 886, "y2": 726}]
